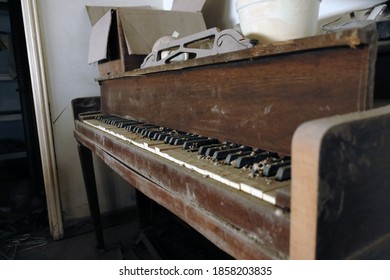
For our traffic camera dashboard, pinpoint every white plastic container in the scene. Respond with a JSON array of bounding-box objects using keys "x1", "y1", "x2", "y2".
[{"x1": 236, "y1": 0, "x2": 321, "y2": 44}]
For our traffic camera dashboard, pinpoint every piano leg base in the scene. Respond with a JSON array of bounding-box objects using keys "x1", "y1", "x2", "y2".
[{"x1": 77, "y1": 142, "x2": 105, "y2": 251}]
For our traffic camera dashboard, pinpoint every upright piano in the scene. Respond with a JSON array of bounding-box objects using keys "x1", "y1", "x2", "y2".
[{"x1": 72, "y1": 26, "x2": 390, "y2": 259}]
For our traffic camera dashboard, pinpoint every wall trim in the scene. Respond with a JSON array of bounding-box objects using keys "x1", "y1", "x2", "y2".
[{"x1": 21, "y1": 0, "x2": 64, "y2": 240}]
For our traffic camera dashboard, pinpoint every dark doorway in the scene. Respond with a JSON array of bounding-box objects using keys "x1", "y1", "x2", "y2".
[{"x1": 0, "y1": 0, "x2": 47, "y2": 233}]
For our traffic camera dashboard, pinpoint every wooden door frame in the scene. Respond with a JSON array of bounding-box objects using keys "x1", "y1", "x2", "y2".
[{"x1": 20, "y1": 0, "x2": 63, "y2": 240}]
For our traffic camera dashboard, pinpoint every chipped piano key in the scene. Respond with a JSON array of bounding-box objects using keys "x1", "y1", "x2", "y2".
[
  {"x1": 182, "y1": 138, "x2": 219, "y2": 150},
  {"x1": 263, "y1": 160, "x2": 292, "y2": 177},
  {"x1": 173, "y1": 136, "x2": 207, "y2": 146},
  {"x1": 198, "y1": 143, "x2": 225, "y2": 156},
  {"x1": 85, "y1": 114, "x2": 292, "y2": 208},
  {"x1": 275, "y1": 165, "x2": 291, "y2": 181},
  {"x1": 225, "y1": 150, "x2": 253, "y2": 165},
  {"x1": 235, "y1": 151, "x2": 278, "y2": 168},
  {"x1": 205, "y1": 143, "x2": 240, "y2": 157},
  {"x1": 212, "y1": 146, "x2": 252, "y2": 161}
]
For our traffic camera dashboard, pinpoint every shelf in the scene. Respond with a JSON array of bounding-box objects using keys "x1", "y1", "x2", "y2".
[
  {"x1": 0, "y1": 151, "x2": 27, "y2": 161},
  {"x1": 0, "y1": 113, "x2": 22, "y2": 121},
  {"x1": 0, "y1": 74, "x2": 15, "y2": 81}
]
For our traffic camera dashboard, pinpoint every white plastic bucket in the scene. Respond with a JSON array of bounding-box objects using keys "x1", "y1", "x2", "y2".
[{"x1": 236, "y1": 0, "x2": 321, "y2": 44}]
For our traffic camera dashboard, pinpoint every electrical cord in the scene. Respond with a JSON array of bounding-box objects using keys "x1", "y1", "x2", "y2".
[{"x1": 0, "y1": 230, "x2": 48, "y2": 260}]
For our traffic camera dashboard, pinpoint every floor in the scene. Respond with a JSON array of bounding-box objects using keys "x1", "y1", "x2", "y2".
[
  {"x1": 14, "y1": 222, "x2": 138, "y2": 260},
  {"x1": 0, "y1": 209, "x2": 233, "y2": 260}
]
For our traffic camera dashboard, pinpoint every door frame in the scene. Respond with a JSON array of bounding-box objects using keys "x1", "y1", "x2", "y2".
[{"x1": 20, "y1": 0, "x2": 63, "y2": 240}]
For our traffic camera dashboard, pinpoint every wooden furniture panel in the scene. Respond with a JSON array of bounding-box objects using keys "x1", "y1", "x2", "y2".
[
  {"x1": 101, "y1": 43, "x2": 375, "y2": 156},
  {"x1": 291, "y1": 105, "x2": 390, "y2": 259}
]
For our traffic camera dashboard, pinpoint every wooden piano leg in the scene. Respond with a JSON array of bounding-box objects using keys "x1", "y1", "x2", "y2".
[{"x1": 77, "y1": 142, "x2": 105, "y2": 251}]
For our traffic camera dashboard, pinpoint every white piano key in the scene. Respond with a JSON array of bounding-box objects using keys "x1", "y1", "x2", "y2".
[
  {"x1": 262, "y1": 193, "x2": 277, "y2": 205},
  {"x1": 240, "y1": 183, "x2": 253, "y2": 195},
  {"x1": 251, "y1": 187, "x2": 263, "y2": 200}
]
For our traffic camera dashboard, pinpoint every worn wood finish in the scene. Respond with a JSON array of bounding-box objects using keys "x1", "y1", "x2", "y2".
[
  {"x1": 98, "y1": 26, "x2": 377, "y2": 80},
  {"x1": 290, "y1": 105, "x2": 390, "y2": 259},
  {"x1": 74, "y1": 120, "x2": 290, "y2": 259},
  {"x1": 77, "y1": 143, "x2": 105, "y2": 251},
  {"x1": 71, "y1": 97, "x2": 101, "y2": 120},
  {"x1": 101, "y1": 44, "x2": 375, "y2": 155}
]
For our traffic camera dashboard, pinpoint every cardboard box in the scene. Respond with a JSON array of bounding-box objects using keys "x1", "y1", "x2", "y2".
[{"x1": 87, "y1": 2, "x2": 206, "y2": 77}]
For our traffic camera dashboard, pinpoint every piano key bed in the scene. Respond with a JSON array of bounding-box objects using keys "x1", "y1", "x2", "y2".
[
  {"x1": 75, "y1": 113, "x2": 291, "y2": 259},
  {"x1": 84, "y1": 114, "x2": 292, "y2": 209}
]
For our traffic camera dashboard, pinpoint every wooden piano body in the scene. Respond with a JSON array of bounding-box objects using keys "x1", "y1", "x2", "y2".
[{"x1": 73, "y1": 27, "x2": 390, "y2": 259}]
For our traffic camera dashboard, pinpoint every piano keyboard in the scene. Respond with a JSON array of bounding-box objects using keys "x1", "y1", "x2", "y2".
[{"x1": 83, "y1": 115, "x2": 291, "y2": 207}]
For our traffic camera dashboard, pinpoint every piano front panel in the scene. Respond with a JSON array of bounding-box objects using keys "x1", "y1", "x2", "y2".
[
  {"x1": 74, "y1": 120, "x2": 290, "y2": 259},
  {"x1": 100, "y1": 45, "x2": 373, "y2": 155},
  {"x1": 74, "y1": 120, "x2": 291, "y2": 258}
]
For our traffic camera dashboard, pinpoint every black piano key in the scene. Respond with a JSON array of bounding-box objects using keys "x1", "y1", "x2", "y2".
[
  {"x1": 95, "y1": 114, "x2": 105, "y2": 119},
  {"x1": 164, "y1": 135, "x2": 175, "y2": 144},
  {"x1": 235, "y1": 151, "x2": 278, "y2": 169},
  {"x1": 116, "y1": 121, "x2": 136, "y2": 127},
  {"x1": 263, "y1": 160, "x2": 291, "y2": 177},
  {"x1": 205, "y1": 143, "x2": 240, "y2": 157},
  {"x1": 205, "y1": 145, "x2": 227, "y2": 157},
  {"x1": 205, "y1": 147, "x2": 219, "y2": 157},
  {"x1": 134, "y1": 125, "x2": 156, "y2": 134},
  {"x1": 129, "y1": 124, "x2": 150, "y2": 133},
  {"x1": 125, "y1": 124, "x2": 141, "y2": 132},
  {"x1": 160, "y1": 131, "x2": 180, "y2": 143},
  {"x1": 275, "y1": 165, "x2": 291, "y2": 181},
  {"x1": 155, "y1": 132, "x2": 173, "y2": 141},
  {"x1": 142, "y1": 128, "x2": 156, "y2": 137},
  {"x1": 174, "y1": 136, "x2": 207, "y2": 146},
  {"x1": 166, "y1": 134, "x2": 189, "y2": 144},
  {"x1": 153, "y1": 129, "x2": 185, "y2": 141},
  {"x1": 212, "y1": 146, "x2": 252, "y2": 161},
  {"x1": 99, "y1": 116, "x2": 119, "y2": 124},
  {"x1": 98, "y1": 117, "x2": 108, "y2": 123},
  {"x1": 147, "y1": 129, "x2": 165, "y2": 139},
  {"x1": 225, "y1": 150, "x2": 253, "y2": 164},
  {"x1": 105, "y1": 117, "x2": 123, "y2": 124},
  {"x1": 137, "y1": 125, "x2": 159, "y2": 135},
  {"x1": 116, "y1": 120, "x2": 141, "y2": 128},
  {"x1": 147, "y1": 130, "x2": 158, "y2": 139},
  {"x1": 132, "y1": 125, "x2": 143, "y2": 133},
  {"x1": 109, "y1": 118, "x2": 127, "y2": 125},
  {"x1": 182, "y1": 138, "x2": 219, "y2": 150},
  {"x1": 198, "y1": 143, "x2": 225, "y2": 156},
  {"x1": 145, "y1": 127, "x2": 170, "y2": 139}
]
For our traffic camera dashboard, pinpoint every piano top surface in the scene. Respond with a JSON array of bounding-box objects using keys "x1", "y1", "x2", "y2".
[{"x1": 97, "y1": 26, "x2": 377, "y2": 81}]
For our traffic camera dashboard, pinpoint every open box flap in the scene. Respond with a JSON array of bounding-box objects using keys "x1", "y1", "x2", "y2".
[
  {"x1": 86, "y1": 5, "x2": 152, "y2": 26},
  {"x1": 87, "y1": 9, "x2": 113, "y2": 64},
  {"x1": 171, "y1": 0, "x2": 206, "y2": 12},
  {"x1": 118, "y1": 8, "x2": 206, "y2": 55},
  {"x1": 86, "y1": 6, "x2": 115, "y2": 26}
]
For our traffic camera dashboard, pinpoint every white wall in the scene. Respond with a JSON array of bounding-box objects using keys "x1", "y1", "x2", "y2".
[
  {"x1": 37, "y1": 0, "x2": 164, "y2": 223},
  {"x1": 319, "y1": 0, "x2": 385, "y2": 20}
]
